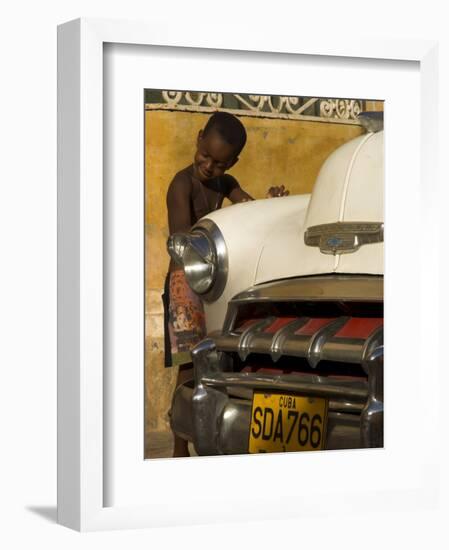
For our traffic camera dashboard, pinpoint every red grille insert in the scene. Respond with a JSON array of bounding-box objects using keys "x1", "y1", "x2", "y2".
[
  {"x1": 334, "y1": 318, "x2": 383, "y2": 339},
  {"x1": 263, "y1": 317, "x2": 297, "y2": 334},
  {"x1": 294, "y1": 318, "x2": 336, "y2": 336}
]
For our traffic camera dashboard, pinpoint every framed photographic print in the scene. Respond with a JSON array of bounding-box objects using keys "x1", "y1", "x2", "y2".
[{"x1": 58, "y1": 18, "x2": 441, "y2": 532}]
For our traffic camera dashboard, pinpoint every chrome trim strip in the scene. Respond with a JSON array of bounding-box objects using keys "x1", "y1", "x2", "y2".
[
  {"x1": 223, "y1": 386, "x2": 365, "y2": 414},
  {"x1": 201, "y1": 372, "x2": 368, "y2": 401},
  {"x1": 320, "y1": 339, "x2": 365, "y2": 363},
  {"x1": 329, "y1": 400, "x2": 364, "y2": 414},
  {"x1": 211, "y1": 332, "x2": 241, "y2": 352},
  {"x1": 232, "y1": 275, "x2": 383, "y2": 304}
]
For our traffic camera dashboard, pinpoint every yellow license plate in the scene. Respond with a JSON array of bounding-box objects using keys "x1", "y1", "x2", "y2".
[{"x1": 248, "y1": 392, "x2": 328, "y2": 453}]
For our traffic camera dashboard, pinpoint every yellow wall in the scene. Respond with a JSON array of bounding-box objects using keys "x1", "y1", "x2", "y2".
[
  {"x1": 144, "y1": 109, "x2": 365, "y2": 442},
  {"x1": 145, "y1": 110, "x2": 365, "y2": 227},
  {"x1": 365, "y1": 100, "x2": 384, "y2": 112}
]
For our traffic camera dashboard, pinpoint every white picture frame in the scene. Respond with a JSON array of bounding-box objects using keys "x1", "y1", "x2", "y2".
[{"x1": 57, "y1": 17, "x2": 442, "y2": 532}]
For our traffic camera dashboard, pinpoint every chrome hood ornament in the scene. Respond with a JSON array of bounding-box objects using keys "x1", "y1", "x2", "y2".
[{"x1": 304, "y1": 222, "x2": 384, "y2": 255}]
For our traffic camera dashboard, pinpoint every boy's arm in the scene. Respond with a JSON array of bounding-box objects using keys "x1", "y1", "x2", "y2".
[
  {"x1": 224, "y1": 174, "x2": 254, "y2": 203},
  {"x1": 228, "y1": 185, "x2": 254, "y2": 203},
  {"x1": 225, "y1": 174, "x2": 290, "y2": 203},
  {"x1": 227, "y1": 181, "x2": 290, "y2": 202},
  {"x1": 166, "y1": 175, "x2": 193, "y2": 234}
]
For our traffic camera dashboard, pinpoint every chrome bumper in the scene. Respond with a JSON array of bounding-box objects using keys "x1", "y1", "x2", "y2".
[{"x1": 170, "y1": 338, "x2": 383, "y2": 455}]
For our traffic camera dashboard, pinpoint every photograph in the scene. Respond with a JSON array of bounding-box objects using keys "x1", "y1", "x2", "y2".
[{"x1": 144, "y1": 90, "x2": 384, "y2": 459}]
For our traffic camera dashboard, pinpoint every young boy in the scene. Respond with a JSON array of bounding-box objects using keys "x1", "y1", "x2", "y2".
[{"x1": 164, "y1": 111, "x2": 287, "y2": 456}]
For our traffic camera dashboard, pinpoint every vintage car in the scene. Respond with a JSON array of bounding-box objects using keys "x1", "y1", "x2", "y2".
[{"x1": 168, "y1": 122, "x2": 384, "y2": 455}]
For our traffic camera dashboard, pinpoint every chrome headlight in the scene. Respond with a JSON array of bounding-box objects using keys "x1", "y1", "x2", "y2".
[{"x1": 167, "y1": 219, "x2": 228, "y2": 302}]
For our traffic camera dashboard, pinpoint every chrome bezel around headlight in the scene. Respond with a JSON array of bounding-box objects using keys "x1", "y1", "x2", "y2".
[{"x1": 167, "y1": 219, "x2": 228, "y2": 303}]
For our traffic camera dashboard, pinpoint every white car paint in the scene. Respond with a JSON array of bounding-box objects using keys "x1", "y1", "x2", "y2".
[
  {"x1": 202, "y1": 194, "x2": 311, "y2": 332},
  {"x1": 202, "y1": 130, "x2": 384, "y2": 332}
]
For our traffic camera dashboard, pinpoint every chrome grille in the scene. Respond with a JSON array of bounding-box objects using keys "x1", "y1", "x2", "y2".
[{"x1": 211, "y1": 315, "x2": 383, "y2": 369}]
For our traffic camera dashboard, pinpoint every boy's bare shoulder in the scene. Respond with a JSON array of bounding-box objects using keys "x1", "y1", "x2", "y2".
[
  {"x1": 170, "y1": 165, "x2": 194, "y2": 185},
  {"x1": 167, "y1": 165, "x2": 194, "y2": 197}
]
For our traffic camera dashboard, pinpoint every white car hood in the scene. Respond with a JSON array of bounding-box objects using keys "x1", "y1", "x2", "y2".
[{"x1": 255, "y1": 131, "x2": 384, "y2": 284}]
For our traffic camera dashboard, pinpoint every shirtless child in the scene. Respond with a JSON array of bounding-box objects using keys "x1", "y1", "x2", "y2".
[{"x1": 164, "y1": 111, "x2": 288, "y2": 456}]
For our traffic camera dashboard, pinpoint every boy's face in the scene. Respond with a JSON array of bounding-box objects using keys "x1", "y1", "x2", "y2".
[{"x1": 193, "y1": 128, "x2": 238, "y2": 182}]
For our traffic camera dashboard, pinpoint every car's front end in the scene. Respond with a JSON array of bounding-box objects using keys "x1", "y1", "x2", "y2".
[
  {"x1": 169, "y1": 127, "x2": 384, "y2": 455},
  {"x1": 170, "y1": 275, "x2": 383, "y2": 454}
]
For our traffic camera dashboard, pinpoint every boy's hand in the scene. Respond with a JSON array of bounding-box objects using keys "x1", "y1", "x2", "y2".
[{"x1": 266, "y1": 185, "x2": 290, "y2": 198}]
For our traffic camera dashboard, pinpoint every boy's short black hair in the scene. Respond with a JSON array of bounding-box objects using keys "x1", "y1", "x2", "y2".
[{"x1": 203, "y1": 111, "x2": 247, "y2": 156}]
